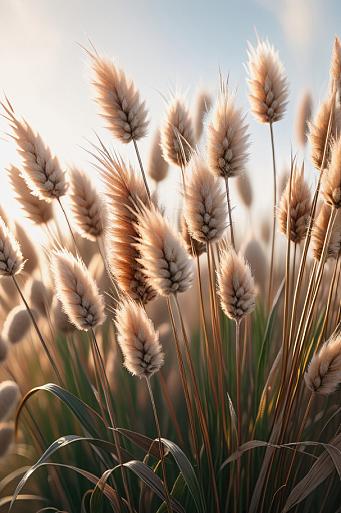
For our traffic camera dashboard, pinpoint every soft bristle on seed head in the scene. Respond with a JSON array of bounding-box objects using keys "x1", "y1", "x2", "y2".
[
  {"x1": 193, "y1": 90, "x2": 212, "y2": 142},
  {"x1": 247, "y1": 40, "x2": 288, "y2": 124},
  {"x1": 207, "y1": 92, "x2": 249, "y2": 179},
  {"x1": 52, "y1": 250, "x2": 106, "y2": 331},
  {"x1": 90, "y1": 53, "x2": 148, "y2": 143},
  {"x1": 69, "y1": 167, "x2": 106, "y2": 241},
  {"x1": 330, "y1": 36, "x2": 341, "y2": 97},
  {"x1": 3, "y1": 305, "x2": 34, "y2": 345},
  {"x1": 148, "y1": 129, "x2": 169, "y2": 183},
  {"x1": 115, "y1": 299, "x2": 164, "y2": 378},
  {"x1": 295, "y1": 91, "x2": 313, "y2": 147},
  {"x1": 278, "y1": 165, "x2": 311, "y2": 243},
  {"x1": 180, "y1": 217, "x2": 206, "y2": 257},
  {"x1": 0, "y1": 380, "x2": 20, "y2": 422},
  {"x1": 305, "y1": 333, "x2": 341, "y2": 395},
  {"x1": 135, "y1": 203, "x2": 194, "y2": 296},
  {"x1": 7, "y1": 165, "x2": 54, "y2": 225},
  {"x1": 160, "y1": 98, "x2": 194, "y2": 167},
  {"x1": 184, "y1": 157, "x2": 227, "y2": 243},
  {"x1": 309, "y1": 96, "x2": 341, "y2": 170},
  {"x1": 322, "y1": 135, "x2": 341, "y2": 209},
  {"x1": 217, "y1": 243, "x2": 256, "y2": 323},
  {"x1": 312, "y1": 205, "x2": 341, "y2": 261},
  {"x1": 236, "y1": 172, "x2": 253, "y2": 209},
  {"x1": 0, "y1": 217, "x2": 24, "y2": 277},
  {"x1": 101, "y1": 156, "x2": 156, "y2": 304}
]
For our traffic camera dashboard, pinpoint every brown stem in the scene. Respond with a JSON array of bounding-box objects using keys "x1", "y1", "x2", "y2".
[
  {"x1": 224, "y1": 177, "x2": 235, "y2": 249},
  {"x1": 146, "y1": 378, "x2": 173, "y2": 513},
  {"x1": 267, "y1": 121, "x2": 277, "y2": 309},
  {"x1": 133, "y1": 138, "x2": 151, "y2": 200}
]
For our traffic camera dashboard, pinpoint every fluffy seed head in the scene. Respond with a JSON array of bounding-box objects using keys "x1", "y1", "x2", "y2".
[
  {"x1": 101, "y1": 156, "x2": 156, "y2": 304},
  {"x1": 52, "y1": 250, "x2": 106, "y2": 331},
  {"x1": 236, "y1": 172, "x2": 253, "y2": 209},
  {"x1": 28, "y1": 278, "x2": 53, "y2": 317},
  {"x1": 305, "y1": 333, "x2": 341, "y2": 395},
  {"x1": 247, "y1": 40, "x2": 288, "y2": 124},
  {"x1": 0, "y1": 423, "x2": 14, "y2": 460},
  {"x1": 0, "y1": 217, "x2": 24, "y2": 276},
  {"x1": 15, "y1": 223, "x2": 38, "y2": 274},
  {"x1": 8, "y1": 165, "x2": 54, "y2": 225},
  {"x1": 295, "y1": 91, "x2": 313, "y2": 147},
  {"x1": 148, "y1": 129, "x2": 169, "y2": 183},
  {"x1": 136, "y1": 203, "x2": 194, "y2": 296},
  {"x1": 90, "y1": 53, "x2": 148, "y2": 143},
  {"x1": 69, "y1": 167, "x2": 106, "y2": 241},
  {"x1": 180, "y1": 217, "x2": 206, "y2": 257},
  {"x1": 0, "y1": 381, "x2": 20, "y2": 422},
  {"x1": 52, "y1": 299, "x2": 76, "y2": 334},
  {"x1": 207, "y1": 92, "x2": 249, "y2": 179},
  {"x1": 161, "y1": 98, "x2": 194, "y2": 167},
  {"x1": 312, "y1": 205, "x2": 341, "y2": 260},
  {"x1": 278, "y1": 166, "x2": 311, "y2": 243},
  {"x1": 184, "y1": 158, "x2": 227, "y2": 243},
  {"x1": 217, "y1": 244, "x2": 256, "y2": 323},
  {"x1": 242, "y1": 238, "x2": 267, "y2": 291},
  {"x1": 322, "y1": 136, "x2": 341, "y2": 208},
  {"x1": 309, "y1": 96, "x2": 341, "y2": 170},
  {"x1": 3, "y1": 103, "x2": 67, "y2": 201},
  {"x1": 193, "y1": 90, "x2": 212, "y2": 141},
  {"x1": 3, "y1": 305, "x2": 34, "y2": 344},
  {"x1": 116, "y1": 299, "x2": 164, "y2": 378},
  {"x1": 330, "y1": 36, "x2": 341, "y2": 96}
]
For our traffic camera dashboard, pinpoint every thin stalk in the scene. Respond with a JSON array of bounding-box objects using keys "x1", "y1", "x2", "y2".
[
  {"x1": 235, "y1": 320, "x2": 242, "y2": 510},
  {"x1": 317, "y1": 254, "x2": 339, "y2": 347},
  {"x1": 267, "y1": 121, "x2": 277, "y2": 309},
  {"x1": 12, "y1": 275, "x2": 62, "y2": 385},
  {"x1": 146, "y1": 378, "x2": 173, "y2": 513},
  {"x1": 57, "y1": 198, "x2": 79, "y2": 253},
  {"x1": 224, "y1": 177, "x2": 235, "y2": 249},
  {"x1": 166, "y1": 297, "x2": 199, "y2": 464},
  {"x1": 90, "y1": 329, "x2": 134, "y2": 513},
  {"x1": 133, "y1": 138, "x2": 151, "y2": 199}
]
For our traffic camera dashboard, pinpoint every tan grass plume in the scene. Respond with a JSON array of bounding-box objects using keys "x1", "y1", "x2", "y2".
[
  {"x1": 330, "y1": 36, "x2": 341, "y2": 97},
  {"x1": 3, "y1": 102, "x2": 68, "y2": 202},
  {"x1": 305, "y1": 333, "x2": 341, "y2": 395},
  {"x1": 0, "y1": 380, "x2": 20, "y2": 422},
  {"x1": 69, "y1": 167, "x2": 106, "y2": 241},
  {"x1": 312, "y1": 204, "x2": 341, "y2": 261},
  {"x1": 180, "y1": 217, "x2": 206, "y2": 257},
  {"x1": 148, "y1": 129, "x2": 169, "y2": 183},
  {"x1": 278, "y1": 166, "x2": 311, "y2": 243},
  {"x1": 309, "y1": 96, "x2": 341, "y2": 170},
  {"x1": 236, "y1": 172, "x2": 253, "y2": 209},
  {"x1": 322, "y1": 135, "x2": 341, "y2": 209},
  {"x1": 7, "y1": 165, "x2": 53, "y2": 225},
  {"x1": 28, "y1": 278, "x2": 53, "y2": 317},
  {"x1": 247, "y1": 40, "x2": 288, "y2": 124},
  {"x1": 193, "y1": 90, "x2": 212, "y2": 141},
  {"x1": 52, "y1": 250, "x2": 106, "y2": 331},
  {"x1": 0, "y1": 217, "x2": 24, "y2": 277},
  {"x1": 295, "y1": 91, "x2": 313, "y2": 147},
  {"x1": 161, "y1": 98, "x2": 194, "y2": 167},
  {"x1": 15, "y1": 223, "x2": 38, "y2": 274},
  {"x1": 52, "y1": 298, "x2": 76, "y2": 334},
  {"x1": 135, "y1": 203, "x2": 194, "y2": 296},
  {"x1": 184, "y1": 157, "x2": 227, "y2": 243},
  {"x1": 101, "y1": 155, "x2": 156, "y2": 304},
  {"x1": 207, "y1": 92, "x2": 249, "y2": 179},
  {"x1": 217, "y1": 243, "x2": 256, "y2": 323},
  {"x1": 116, "y1": 299, "x2": 164, "y2": 378},
  {"x1": 3, "y1": 305, "x2": 35, "y2": 345},
  {"x1": 90, "y1": 53, "x2": 148, "y2": 143}
]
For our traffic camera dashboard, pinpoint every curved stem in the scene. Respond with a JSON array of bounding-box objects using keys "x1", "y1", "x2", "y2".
[
  {"x1": 133, "y1": 139, "x2": 151, "y2": 199},
  {"x1": 224, "y1": 177, "x2": 235, "y2": 250},
  {"x1": 267, "y1": 122, "x2": 277, "y2": 309},
  {"x1": 146, "y1": 378, "x2": 173, "y2": 513},
  {"x1": 12, "y1": 275, "x2": 62, "y2": 385},
  {"x1": 57, "y1": 198, "x2": 79, "y2": 253}
]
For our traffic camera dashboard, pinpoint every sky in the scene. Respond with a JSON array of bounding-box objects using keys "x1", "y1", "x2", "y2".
[{"x1": 0, "y1": 0, "x2": 340, "y2": 234}]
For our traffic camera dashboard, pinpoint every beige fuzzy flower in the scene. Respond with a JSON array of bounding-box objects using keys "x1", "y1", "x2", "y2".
[
  {"x1": 322, "y1": 136, "x2": 341, "y2": 208},
  {"x1": 90, "y1": 53, "x2": 148, "y2": 143},
  {"x1": 193, "y1": 90, "x2": 212, "y2": 141},
  {"x1": 0, "y1": 381, "x2": 20, "y2": 422},
  {"x1": 278, "y1": 166, "x2": 311, "y2": 243},
  {"x1": 184, "y1": 158, "x2": 227, "y2": 243},
  {"x1": 0, "y1": 217, "x2": 24, "y2": 277},
  {"x1": 217, "y1": 243, "x2": 256, "y2": 323},
  {"x1": 52, "y1": 250, "x2": 106, "y2": 331},
  {"x1": 312, "y1": 205, "x2": 341, "y2": 261},
  {"x1": 148, "y1": 129, "x2": 169, "y2": 183},
  {"x1": 208, "y1": 92, "x2": 249, "y2": 179},
  {"x1": 295, "y1": 91, "x2": 313, "y2": 147},
  {"x1": 116, "y1": 299, "x2": 164, "y2": 378},
  {"x1": 309, "y1": 96, "x2": 341, "y2": 170},
  {"x1": 136, "y1": 203, "x2": 194, "y2": 296},
  {"x1": 305, "y1": 333, "x2": 341, "y2": 395},
  {"x1": 161, "y1": 98, "x2": 194, "y2": 167},
  {"x1": 247, "y1": 40, "x2": 288, "y2": 124}
]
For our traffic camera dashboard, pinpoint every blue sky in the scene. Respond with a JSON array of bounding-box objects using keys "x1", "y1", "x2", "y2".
[{"x1": 0, "y1": 0, "x2": 340, "y2": 231}]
